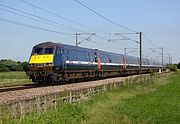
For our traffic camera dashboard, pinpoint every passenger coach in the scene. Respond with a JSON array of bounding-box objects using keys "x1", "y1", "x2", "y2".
[{"x1": 27, "y1": 42, "x2": 161, "y2": 84}]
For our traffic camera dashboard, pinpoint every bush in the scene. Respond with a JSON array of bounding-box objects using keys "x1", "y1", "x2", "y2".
[
  {"x1": 0, "y1": 63, "x2": 6, "y2": 68},
  {"x1": 0, "y1": 67, "x2": 9, "y2": 72},
  {"x1": 0, "y1": 63, "x2": 9, "y2": 72},
  {"x1": 21, "y1": 62, "x2": 29, "y2": 72},
  {"x1": 177, "y1": 63, "x2": 180, "y2": 69},
  {"x1": 0, "y1": 59, "x2": 18, "y2": 68},
  {"x1": 0, "y1": 59, "x2": 28, "y2": 72},
  {"x1": 169, "y1": 64, "x2": 177, "y2": 72},
  {"x1": 149, "y1": 69, "x2": 155, "y2": 76},
  {"x1": 10, "y1": 65, "x2": 23, "y2": 71}
]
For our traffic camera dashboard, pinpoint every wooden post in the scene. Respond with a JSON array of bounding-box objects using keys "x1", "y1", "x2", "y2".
[
  {"x1": 19, "y1": 101, "x2": 24, "y2": 118},
  {"x1": 92, "y1": 87, "x2": 94, "y2": 94},
  {"x1": 36, "y1": 97, "x2": 40, "y2": 115},
  {"x1": 103, "y1": 85, "x2": 106, "y2": 91},
  {"x1": 30, "y1": 100, "x2": 32, "y2": 114},
  {"x1": 139, "y1": 77, "x2": 141, "y2": 83},
  {"x1": 44, "y1": 95, "x2": 47, "y2": 112},
  {"x1": 88, "y1": 87, "x2": 91, "y2": 96},
  {"x1": 69, "y1": 91, "x2": 72, "y2": 103},
  {"x1": 0, "y1": 106, "x2": 2, "y2": 124},
  {"x1": 123, "y1": 80, "x2": 125, "y2": 86},
  {"x1": 114, "y1": 83, "x2": 117, "y2": 89},
  {"x1": 54, "y1": 94, "x2": 57, "y2": 110},
  {"x1": 12, "y1": 103, "x2": 18, "y2": 119}
]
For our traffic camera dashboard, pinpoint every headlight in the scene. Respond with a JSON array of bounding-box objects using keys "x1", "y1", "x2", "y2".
[
  {"x1": 44, "y1": 63, "x2": 54, "y2": 66},
  {"x1": 29, "y1": 64, "x2": 34, "y2": 67}
]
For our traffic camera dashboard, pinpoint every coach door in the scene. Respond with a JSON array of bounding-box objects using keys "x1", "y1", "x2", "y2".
[
  {"x1": 54, "y1": 47, "x2": 64, "y2": 70},
  {"x1": 95, "y1": 51, "x2": 101, "y2": 71}
]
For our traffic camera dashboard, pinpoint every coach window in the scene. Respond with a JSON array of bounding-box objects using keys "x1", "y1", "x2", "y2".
[
  {"x1": 90, "y1": 54, "x2": 93, "y2": 62},
  {"x1": 61, "y1": 49, "x2": 64, "y2": 54},
  {"x1": 76, "y1": 57, "x2": 78, "y2": 61},
  {"x1": 95, "y1": 54, "x2": 97, "y2": 62},
  {"x1": 88, "y1": 53, "x2": 91, "y2": 61},
  {"x1": 109, "y1": 58, "x2": 112, "y2": 63},
  {"x1": 114, "y1": 57, "x2": 116, "y2": 62},
  {"x1": 87, "y1": 54, "x2": 89, "y2": 61},
  {"x1": 85, "y1": 54, "x2": 88, "y2": 61},
  {"x1": 104, "y1": 58, "x2": 106, "y2": 63}
]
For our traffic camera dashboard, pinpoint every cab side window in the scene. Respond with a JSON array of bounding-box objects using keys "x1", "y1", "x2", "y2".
[
  {"x1": 95, "y1": 53, "x2": 97, "y2": 62},
  {"x1": 44, "y1": 48, "x2": 53, "y2": 54},
  {"x1": 56, "y1": 48, "x2": 61, "y2": 55}
]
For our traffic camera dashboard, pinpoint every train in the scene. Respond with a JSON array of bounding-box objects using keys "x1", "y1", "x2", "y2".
[{"x1": 27, "y1": 42, "x2": 162, "y2": 85}]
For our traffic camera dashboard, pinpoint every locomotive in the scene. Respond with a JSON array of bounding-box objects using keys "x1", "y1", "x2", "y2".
[{"x1": 27, "y1": 42, "x2": 161, "y2": 84}]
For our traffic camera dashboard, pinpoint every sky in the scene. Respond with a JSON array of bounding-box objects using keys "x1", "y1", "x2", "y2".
[{"x1": 0, "y1": 0, "x2": 180, "y2": 63}]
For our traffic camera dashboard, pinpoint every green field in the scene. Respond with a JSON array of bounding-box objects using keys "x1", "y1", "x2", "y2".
[
  {"x1": 0, "y1": 71, "x2": 31, "y2": 86},
  {"x1": 4, "y1": 72, "x2": 180, "y2": 124}
]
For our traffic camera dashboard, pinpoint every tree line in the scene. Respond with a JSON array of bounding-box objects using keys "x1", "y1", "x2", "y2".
[{"x1": 0, "y1": 59, "x2": 28, "y2": 72}]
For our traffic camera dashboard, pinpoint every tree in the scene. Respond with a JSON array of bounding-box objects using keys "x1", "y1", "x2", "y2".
[
  {"x1": 0, "y1": 63, "x2": 9, "y2": 72},
  {"x1": 177, "y1": 63, "x2": 180, "y2": 69},
  {"x1": 169, "y1": 64, "x2": 177, "y2": 72},
  {"x1": 10, "y1": 65, "x2": 23, "y2": 71},
  {"x1": 0, "y1": 59, "x2": 28, "y2": 72},
  {"x1": 17, "y1": 61, "x2": 22, "y2": 66},
  {"x1": 0, "y1": 59, "x2": 18, "y2": 71},
  {"x1": 21, "y1": 62, "x2": 29, "y2": 72}
]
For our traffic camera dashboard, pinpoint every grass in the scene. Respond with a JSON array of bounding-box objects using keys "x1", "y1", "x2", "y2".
[
  {"x1": 3, "y1": 72, "x2": 180, "y2": 124},
  {"x1": 0, "y1": 71, "x2": 28, "y2": 79},
  {"x1": 111, "y1": 74, "x2": 180, "y2": 124},
  {"x1": 0, "y1": 71, "x2": 31, "y2": 86}
]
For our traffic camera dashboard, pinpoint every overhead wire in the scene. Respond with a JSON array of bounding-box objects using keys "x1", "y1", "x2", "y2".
[
  {"x1": 3, "y1": 0, "x2": 157, "y2": 57},
  {"x1": 73, "y1": 0, "x2": 138, "y2": 33},
  {"x1": 0, "y1": 4, "x2": 110, "y2": 47},
  {"x1": 142, "y1": 33, "x2": 159, "y2": 48},
  {"x1": 73, "y1": 0, "x2": 168, "y2": 60},
  {"x1": 20, "y1": 0, "x2": 111, "y2": 35},
  {"x1": 115, "y1": 33, "x2": 139, "y2": 44},
  {"x1": 0, "y1": 17, "x2": 73, "y2": 35},
  {"x1": 0, "y1": 4, "x2": 86, "y2": 33},
  {"x1": 0, "y1": 7, "x2": 74, "y2": 32},
  {"x1": 20, "y1": 0, "x2": 140, "y2": 47},
  {"x1": 126, "y1": 49, "x2": 139, "y2": 55},
  {"x1": 141, "y1": 33, "x2": 168, "y2": 63},
  {"x1": 20, "y1": 0, "x2": 116, "y2": 43}
]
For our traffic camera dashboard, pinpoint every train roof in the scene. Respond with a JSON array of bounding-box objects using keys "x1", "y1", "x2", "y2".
[
  {"x1": 34, "y1": 41, "x2": 97, "y2": 54},
  {"x1": 34, "y1": 41, "x2": 139, "y2": 58},
  {"x1": 34, "y1": 42, "x2": 62, "y2": 47}
]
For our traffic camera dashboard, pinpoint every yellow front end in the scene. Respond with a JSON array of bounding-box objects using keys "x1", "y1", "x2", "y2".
[
  {"x1": 29, "y1": 54, "x2": 54, "y2": 64},
  {"x1": 29, "y1": 54, "x2": 54, "y2": 71}
]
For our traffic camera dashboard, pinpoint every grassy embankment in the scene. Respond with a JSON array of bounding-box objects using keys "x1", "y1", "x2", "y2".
[
  {"x1": 5, "y1": 72, "x2": 180, "y2": 124},
  {"x1": 0, "y1": 71, "x2": 31, "y2": 86}
]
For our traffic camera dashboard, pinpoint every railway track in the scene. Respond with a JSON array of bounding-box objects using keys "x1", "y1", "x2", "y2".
[
  {"x1": 0, "y1": 73, "x2": 147, "y2": 93},
  {"x1": 0, "y1": 83, "x2": 38, "y2": 93}
]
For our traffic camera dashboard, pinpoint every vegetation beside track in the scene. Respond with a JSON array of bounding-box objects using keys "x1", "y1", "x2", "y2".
[
  {"x1": 0, "y1": 71, "x2": 31, "y2": 86},
  {"x1": 3, "y1": 72, "x2": 180, "y2": 124}
]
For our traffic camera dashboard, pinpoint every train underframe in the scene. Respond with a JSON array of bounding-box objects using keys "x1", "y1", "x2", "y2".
[{"x1": 27, "y1": 67, "x2": 160, "y2": 85}]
